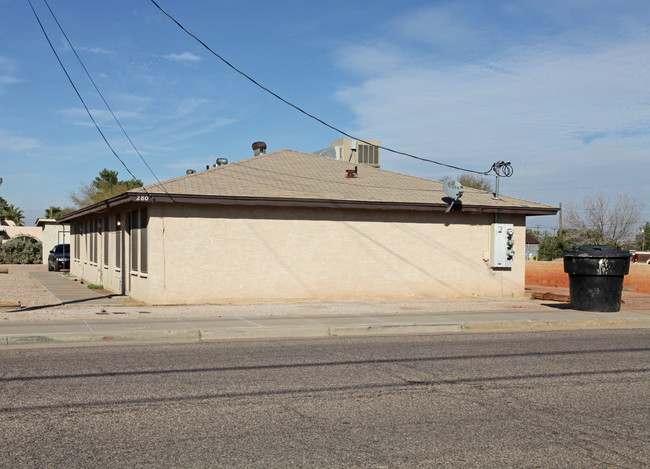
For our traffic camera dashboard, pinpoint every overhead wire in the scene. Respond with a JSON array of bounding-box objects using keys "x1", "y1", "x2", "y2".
[
  {"x1": 148, "y1": 0, "x2": 501, "y2": 176},
  {"x1": 41, "y1": 0, "x2": 175, "y2": 201},
  {"x1": 27, "y1": 0, "x2": 154, "y2": 200}
]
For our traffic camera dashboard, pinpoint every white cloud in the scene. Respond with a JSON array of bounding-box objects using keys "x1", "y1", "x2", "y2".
[
  {"x1": 0, "y1": 55, "x2": 16, "y2": 72},
  {"x1": 0, "y1": 55, "x2": 19, "y2": 93},
  {"x1": 78, "y1": 46, "x2": 114, "y2": 55},
  {"x1": 59, "y1": 107, "x2": 145, "y2": 126},
  {"x1": 393, "y1": 3, "x2": 488, "y2": 50},
  {"x1": 331, "y1": 7, "x2": 650, "y2": 211},
  {"x1": 335, "y1": 38, "x2": 650, "y2": 156},
  {"x1": 0, "y1": 75, "x2": 20, "y2": 86},
  {"x1": 0, "y1": 129, "x2": 40, "y2": 152},
  {"x1": 163, "y1": 52, "x2": 201, "y2": 63},
  {"x1": 176, "y1": 97, "x2": 209, "y2": 117},
  {"x1": 334, "y1": 43, "x2": 407, "y2": 76},
  {"x1": 158, "y1": 117, "x2": 237, "y2": 143}
]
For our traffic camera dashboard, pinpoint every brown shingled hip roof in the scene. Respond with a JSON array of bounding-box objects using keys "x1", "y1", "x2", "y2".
[{"x1": 60, "y1": 149, "x2": 559, "y2": 221}]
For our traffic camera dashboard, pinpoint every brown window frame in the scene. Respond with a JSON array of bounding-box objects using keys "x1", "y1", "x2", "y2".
[
  {"x1": 73, "y1": 223, "x2": 81, "y2": 260},
  {"x1": 140, "y1": 208, "x2": 148, "y2": 274},
  {"x1": 130, "y1": 210, "x2": 138, "y2": 272},
  {"x1": 103, "y1": 217, "x2": 109, "y2": 267}
]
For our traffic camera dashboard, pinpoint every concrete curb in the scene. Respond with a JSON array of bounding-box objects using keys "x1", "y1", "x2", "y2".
[
  {"x1": 2, "y1": 330, "x2": 201, "y2": 348},
  {"x1": 461, "y1": 318, "x2": 650, "y2": 333},
  {"x1": 200, "y1": 323, "x2": 464, "y2": 341},
  {"x1": 2, "y1": 318, "x2": 648, "y2": 349}
]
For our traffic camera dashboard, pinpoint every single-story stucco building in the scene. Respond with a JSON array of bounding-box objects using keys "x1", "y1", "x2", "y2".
[
  {"x1": 59, "y1": 148, "x2": 558, "y2": 305},
  {"x1": 36, "y1": 218, "x2": 70, "y2": 265},
  {"x1": 0, "y1": 219, "x2": 43, "y2": 244}
]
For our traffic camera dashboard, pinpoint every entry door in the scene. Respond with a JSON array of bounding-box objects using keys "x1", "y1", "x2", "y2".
[{"x1": 116, "y1": 213, "x2": 130, "y2": 296}]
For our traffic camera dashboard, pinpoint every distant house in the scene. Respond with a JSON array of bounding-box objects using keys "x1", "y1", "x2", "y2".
[
  {"x1": 59, "y1": 147, "x2": 558, "y2": 305},
  {"x1": 0, "y1": 219, "x2": 43, "y2": 244},
  {"x1": 36, "y1": 218, "x2": 70, "y2": 265},
  {"x1": 526, "y1": 233, "x2": 540, "y2": 260}
]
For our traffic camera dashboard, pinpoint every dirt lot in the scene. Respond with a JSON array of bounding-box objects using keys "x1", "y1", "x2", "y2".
[
  {"x1": 0, "y1": 264, "x2": 60, "y2": 308},
  {"x1": 2, "y1": 263, "x2": 648, "y2": 322}
]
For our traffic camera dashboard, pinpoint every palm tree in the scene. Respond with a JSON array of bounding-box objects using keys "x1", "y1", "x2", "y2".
[
  {"x1": 44, "y1": 206, "x2": 74, "y2": 220},
  {"x1": 2, "y1": 204, "x2": 25, "y2": 226}
]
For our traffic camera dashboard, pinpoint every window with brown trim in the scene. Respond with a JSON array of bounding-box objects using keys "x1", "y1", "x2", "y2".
[
  {"x1": 86, "y1": 221, "x2": 91, "y2": 261},
  {"x1": 103, "y1": 217, "x2": 109, "y2": 267},
  {"x1": 73, "y1": 223, "x2": 81, "y2": 260},
  {"x1": 130, "y1": 210, "x2": 138, "y2": 272},
  {"x1": 93, "y1": 219, "x2": 100, "y2": 264},
  {"x1": 140, "y1": 208, "x2": 148, "y2": 274}
]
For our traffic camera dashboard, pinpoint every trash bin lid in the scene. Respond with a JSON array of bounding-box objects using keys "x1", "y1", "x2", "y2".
[{"x1": 562, "y1": 244, "x2": 632, "y2": 258}]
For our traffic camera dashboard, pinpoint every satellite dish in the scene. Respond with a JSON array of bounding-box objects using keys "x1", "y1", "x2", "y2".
[{"x1": 443, "y1": 179, "x2": 464, "y2": 212}]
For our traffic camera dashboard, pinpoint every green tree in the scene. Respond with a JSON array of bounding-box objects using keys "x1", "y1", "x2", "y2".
[
  {"x1": 1, "y1": 203, "x2": 25, "y2": 226},
  {"x1": 528, "y1": 229, "x2": 579, "y2": 261},
  {"x1": 565, "y1": 193, "x2": 643, "y2": 246},
  {"x1": 44, "y1": 206, "x2": 75, "y2": 220},
  {"x1": 0, "y1": 235, "x2": 42, "y2": 264},
  {"x1": 458, "y1": 173, "x2": 493, "y2": 192},
  {"x1": 634, "y1": 222, "x2": 650, "y2": 251},
  {"x1": 69, "y1": 169, "x2": 143, "y2": 208}
]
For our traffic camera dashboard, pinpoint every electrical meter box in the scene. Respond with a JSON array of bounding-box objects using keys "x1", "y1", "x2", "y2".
[{"x1": 490, "y1": 223, "x2": 515, "y2": 268}]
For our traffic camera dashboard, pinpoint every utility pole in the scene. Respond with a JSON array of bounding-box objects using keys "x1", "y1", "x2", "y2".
[{"x1": 558, "y1": 202, "x2": 563, "y2": 237}]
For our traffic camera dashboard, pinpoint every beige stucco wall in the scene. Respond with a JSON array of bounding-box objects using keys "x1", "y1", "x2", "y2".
[
  {"x1": 147, "y1": 205, "x2": 525, "y2": 304},
  {"x1": 71, "y1": 204, "x2": 526, "y2": 305},
  {"x1": 70, "y1": 217, "x2": 125, "y2": 293},
  {"x1": 39, "y1": 222, "x2": 70, "y2": 264},
  {"x1": 0, "y1": 220, "x2": 43, "y2": 244}
]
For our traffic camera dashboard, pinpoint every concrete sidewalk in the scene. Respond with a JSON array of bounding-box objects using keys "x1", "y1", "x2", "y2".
[
  {"x1": 1, "y1": 271, "x2": 648, "y2": 348},
  {"x1": 2, "y1": 307, "x2": 650, "y2": 348},
  {"x1": 29, "y1": 272, "x2": 124, "y2": 306}
]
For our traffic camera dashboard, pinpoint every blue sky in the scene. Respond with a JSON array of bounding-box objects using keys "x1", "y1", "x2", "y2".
[{"x1": 1, "y1": 0, "x2": 648, "y2": 229}]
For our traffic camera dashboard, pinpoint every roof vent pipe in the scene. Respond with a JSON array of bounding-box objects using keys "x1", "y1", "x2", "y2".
[{"x1": 252, "y1": 141, "x2": 267, "y2": 156}]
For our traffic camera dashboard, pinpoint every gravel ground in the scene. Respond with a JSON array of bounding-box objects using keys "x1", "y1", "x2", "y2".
[
  {"x1": 0, "y1": 264, "x2": 61, "y2": 308},
  {"x1": 2, "y1": 263, "x2": 648, "y2": 323}
]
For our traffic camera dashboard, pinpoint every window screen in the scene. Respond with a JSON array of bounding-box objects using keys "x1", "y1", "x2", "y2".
[
  {"x1": 130, "y1": 210, "x2": 138, "y2": 272},
  {"x1": 140, "y1": 208, "x2": 148, "y2": 274}
]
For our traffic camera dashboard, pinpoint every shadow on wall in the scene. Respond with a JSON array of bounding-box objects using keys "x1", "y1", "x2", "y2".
[{"x1": 526, "y1": 261, "x2": 650, "y2": 294}]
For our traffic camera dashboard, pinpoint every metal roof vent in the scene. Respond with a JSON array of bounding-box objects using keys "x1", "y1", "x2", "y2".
[
  {"x1": 252, "y1": 141, "x2": 267, "y2": 156},
  {"x1": 186, "y1": 169, "x2": 196, "y2": 175},
  {"x1": 215, "y1": 158, "x2": 229, "y2": 167}
]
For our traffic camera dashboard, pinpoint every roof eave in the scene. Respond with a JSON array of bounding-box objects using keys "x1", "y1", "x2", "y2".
[
  {"x1": 57, "y1": 193, "x2": 132, "y2": 223},
  {"x1": 58, "y1": 192, "x2": 559, "y2": 221}
]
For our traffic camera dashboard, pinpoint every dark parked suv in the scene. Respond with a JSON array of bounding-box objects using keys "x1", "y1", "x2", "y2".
[{"x1": 48, "y1": 243, "x2": 70, "y2": 271}]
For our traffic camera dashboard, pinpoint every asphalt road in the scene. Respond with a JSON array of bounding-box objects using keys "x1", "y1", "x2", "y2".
[{"x1": 1, "y1": 330, "x2": 648, "y2": 468}]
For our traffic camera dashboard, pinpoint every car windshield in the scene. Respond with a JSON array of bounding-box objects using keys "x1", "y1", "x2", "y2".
[{"x1": 53, "y1": 244, "x2": 69, "y2": 254}]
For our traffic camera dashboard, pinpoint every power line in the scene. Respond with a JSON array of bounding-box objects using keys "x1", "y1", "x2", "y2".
[
  {"x1": 27, "y1": 0, "x2": 153, "y2": 200},
  {"x1": 41, "y1": 0, "x2": 174, "y2": 201},
  {"x1": 148, "y1": 0, "x2": 499, "y2": 176}
]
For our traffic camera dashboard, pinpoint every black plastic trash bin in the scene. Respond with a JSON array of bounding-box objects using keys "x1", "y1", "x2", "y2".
[{"x1": 562, "y1": 245, "x2": 632, "y2": 312}]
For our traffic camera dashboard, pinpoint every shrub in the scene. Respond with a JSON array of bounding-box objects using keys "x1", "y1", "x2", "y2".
[{"x1": 0, "y1": 236, "x2": 43, "y2": 264}]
